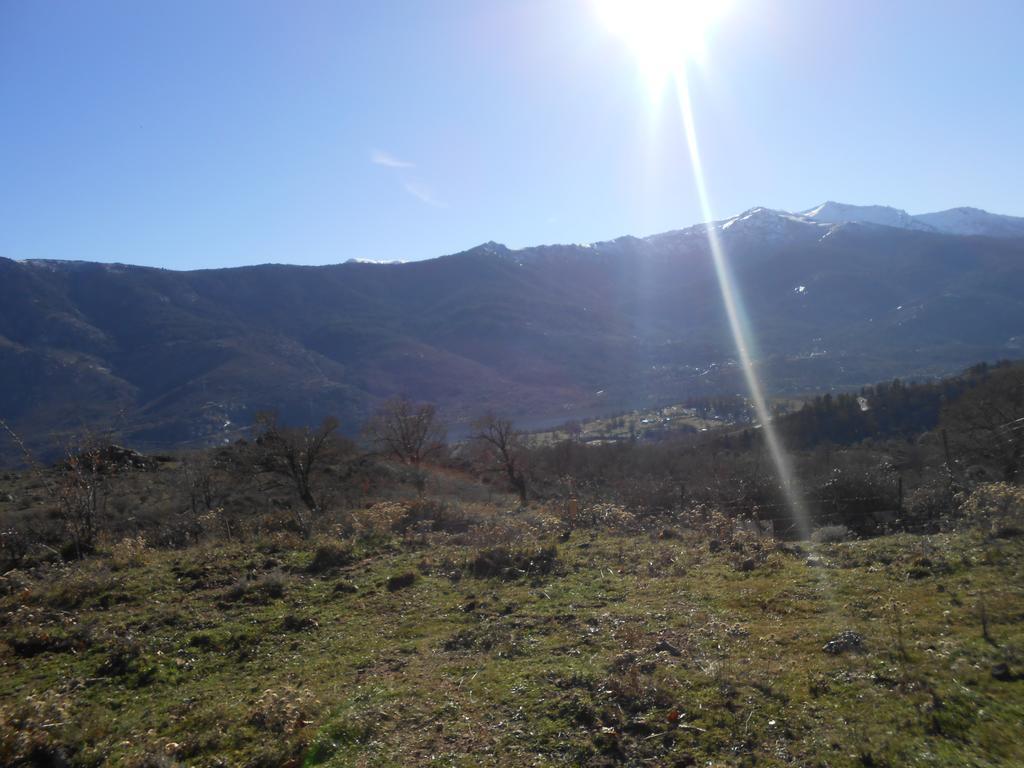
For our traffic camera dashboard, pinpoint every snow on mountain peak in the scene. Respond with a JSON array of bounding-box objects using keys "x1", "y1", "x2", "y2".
[
  {"x1": 631, "y1": 201, "x2": 1024, "y2": 257},
  {"x1": 801, "y1": 201, "x2": 933, "y2": 231},
  {"x1": 913, "y1": 207, "x2": 1024, "y2": 237},
  {"x1": 719, "y1": 207, "x2": 827, "y2": 233}
]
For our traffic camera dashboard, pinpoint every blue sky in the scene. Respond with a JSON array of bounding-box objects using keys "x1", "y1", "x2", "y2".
[{"x1": 2, "y1": 0, "x2": 1022, "y2": 269}]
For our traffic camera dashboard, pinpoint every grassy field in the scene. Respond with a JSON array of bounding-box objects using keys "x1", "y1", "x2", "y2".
[{"x1": 2, "y1": 510, "x2": 1023, "y2": 767}]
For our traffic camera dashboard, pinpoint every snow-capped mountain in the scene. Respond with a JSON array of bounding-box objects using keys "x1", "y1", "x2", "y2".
[
  {"x1": 791, "y1": 201, "x2": 1024, "y2": 238},
  {"x1": 914, "y1": 207, "x2": 1024, "y2": 238},
  {"x1": 801, "y1": 201, "x2": 934, "y2": 231},
  {"x1": 606, "y1": 201, "x2": 1024, "y2": 262},
  {"x1": 719, "y1": 207, "x2": 829, "y2": 234}
]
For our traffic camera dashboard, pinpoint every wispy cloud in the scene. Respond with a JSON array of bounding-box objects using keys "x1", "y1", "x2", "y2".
[
  {"x1": 372, "y1": 148, "x2": 446, "y2": 208},
  {"x1": 370, "y1": 149, "x2": 415, "y2": 169},
  {"x1": 403, "y1": 179, "x2": 446, "y2": 208}
]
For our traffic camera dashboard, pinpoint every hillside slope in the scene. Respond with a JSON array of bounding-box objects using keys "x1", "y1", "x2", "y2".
[{"x1": 2, "y1": 212, "x2": 1024, "y2": 457}]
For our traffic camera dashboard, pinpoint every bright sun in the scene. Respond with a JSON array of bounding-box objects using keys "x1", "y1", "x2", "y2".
[{"x1": 595, "y1": 0, "x2": 730, "y2": 93}]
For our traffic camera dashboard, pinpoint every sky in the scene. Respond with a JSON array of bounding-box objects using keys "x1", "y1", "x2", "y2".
[{"x1": 1, "y1": 0, "x2": 1023, "y2": 269}]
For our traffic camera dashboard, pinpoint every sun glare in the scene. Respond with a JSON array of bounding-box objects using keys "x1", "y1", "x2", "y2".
[
  {"x1": 596, "y1": 0, "x2": 730, "y2": 93},
  {"x1": 597, "y1": 0, "x2": 811, "y2": 537}
]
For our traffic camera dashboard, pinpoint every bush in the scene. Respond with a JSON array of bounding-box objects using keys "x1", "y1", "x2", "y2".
[
  {"x1": 11, "y1": 627, "x2": 91, "y2": 657},
  {"x1": 108, "y1": 535, "x2": 148, "y2": 569},
  {"x1": 905, "y1": 481, "x2": 954, "y2": 531},
  {"x1": 247, "y1": 686, "x2": 320, "y2": 735},
  {"x1": 36, "y1": 565, "x2": 119, "y2": 610},
  {"x1": 813, "y1": 468, "x2": 899, "y2": 535},
  {"x1": 385, "y1": 572, "x2": 417, "y2": 591},
  {"x1": 468, "y1": 544, "x2": 559, "y2": 579},
  {"x1": 345, "y1": 501, "x2": 408, "y2": 536},
  {"x1": 393, "y1": 499, "x2": 474, "y2": 535},
  {"x1": 575, "y1": 503, "x2": 637, "y2": 530},
  {"x1": 959, "y1": 483, "x2": 1024, "y2": 534},
  {"x1": 0, "y1": 527, "x2": 32, "y2": 571},
  {"x1": 307, "y1": 541, "x2": 354, "y2": 574},
  {"x1": 222, "y1": 570, "x2": 289, "y2": 603}
]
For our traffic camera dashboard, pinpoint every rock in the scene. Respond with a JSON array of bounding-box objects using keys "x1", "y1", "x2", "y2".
[
  {"x1": 386, "y1": 572, "x2": 417, "y2": 592},
  {"x1": 736, "y1": 558, "x2": 756, "y2": 572},
  {"x1": 991, "y1": 663, "x2": 1019, "y2": 682},
  {"x1": 281, "y1": 614, "x2": 318, "y2": 632},
  {"x1": 612, "y1": 651, "x2": 638, "y2": 671},
  {"x1": 653, "y1": 639, "x2": 682, "y2": 657},
  {"x1": 61, "y1": 444, "x2": 157, "y2": 473},
  {"x1": 332, "y1": 580, "x2": 358, "y2": 594},
  {"x1": 823, "y1": 630, "x2": 865, "y2": 654}
]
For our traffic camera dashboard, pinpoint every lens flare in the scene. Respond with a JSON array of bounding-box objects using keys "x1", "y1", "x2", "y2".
[
  {"x1": 597, "y1": 0, "x2": 810, "y2": 536},
  {"x1": 673, "y1": 77, "x2": 811, "y2": 538}
]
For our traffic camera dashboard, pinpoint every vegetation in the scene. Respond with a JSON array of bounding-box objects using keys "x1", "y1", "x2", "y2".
[
  {"x1": 1, "y1": 361, "x2": 1023, "y2": 766},
  {"x1": 1, "y1": 497, "x2": 1022, "y2": 766}
]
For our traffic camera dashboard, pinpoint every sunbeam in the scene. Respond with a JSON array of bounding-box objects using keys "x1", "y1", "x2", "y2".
[
  {"x1": 598, "y1": 0, "x2": 811, "y2": 537},
  {"x1": 673, "y1": 77, "x2": 812, "y2": 539}
]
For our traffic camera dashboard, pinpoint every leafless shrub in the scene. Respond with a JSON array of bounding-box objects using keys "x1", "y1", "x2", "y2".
[
  {"x1": 107, "y1": 534, "x2": 148, "y2": 569},
  {"x1": 177, "y1": 451, "x2": 226, "y2": 542},
  {"x1": 905, "y1": 481, "x2": 955, "y2": 530},
  {"x1": 247, "y1": 687, "x2": 320, "y2": 735},
  {"x1": 1, "y1": 420, "x2": 115, "y2": 559}
]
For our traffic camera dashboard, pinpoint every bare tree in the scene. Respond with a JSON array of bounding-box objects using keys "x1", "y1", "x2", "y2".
[
  {"x1": 57, "y1": 441, "x2": 110, "y2": 559},
  {"x1": 363, "y1": 398, "x2": 447, "y2": 468},
  {"x1": 2, "y1": 419, "x2": 112, "y2": 559},
  {"x1": 179, "y1": 450, "x2": 227, "y2": 541},
  {"x1": 250, "y1": 413, "x2": 343, "y2": 535},
  {"x1": 471, "y1": 412, "x2": 528, "y2": 504}
]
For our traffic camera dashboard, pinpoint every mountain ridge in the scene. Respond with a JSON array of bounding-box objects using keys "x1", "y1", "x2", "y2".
[
  {"x1": 12, "y1": 201, "x2": 1024, "y2": 275},
  {"x1": 2, "y1": 203, "x2": 1024, "y2": 462}
]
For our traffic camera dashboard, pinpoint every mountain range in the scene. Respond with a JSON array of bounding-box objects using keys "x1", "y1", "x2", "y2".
[
  {"x1": 2, "y1": 201, "x2": 1023, "y2": 460},
  {"x1": 798, "y1": 201, "x2": 1024, "y2": 236}
]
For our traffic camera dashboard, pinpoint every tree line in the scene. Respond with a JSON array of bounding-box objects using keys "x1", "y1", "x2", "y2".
[{"x1": 1, "y1": 360, "x2": 1021, "y2": 565}]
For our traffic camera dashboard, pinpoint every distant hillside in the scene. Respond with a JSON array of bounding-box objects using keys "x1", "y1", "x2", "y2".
[
  {"x1": 2, "y1": 204, "x2": 1024, "y2": 461},
  {"x1": 775, "y1": 360, "x2": 1023, "y2": 449}
]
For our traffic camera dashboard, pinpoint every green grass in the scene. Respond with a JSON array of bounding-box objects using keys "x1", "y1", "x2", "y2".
[{"x1": 2, "y1": 525, "x2": 1023, "y2": 767}]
